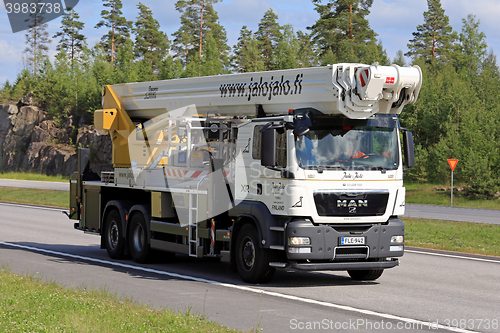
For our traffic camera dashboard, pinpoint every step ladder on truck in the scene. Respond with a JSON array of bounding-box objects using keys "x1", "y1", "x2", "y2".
[{"x1": 68, "y1": 63, "x2": 422, "y2": 283}]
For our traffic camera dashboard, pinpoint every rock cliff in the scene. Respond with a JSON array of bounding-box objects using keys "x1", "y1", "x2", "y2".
[{"x1": 0, "y1": 97, "x2": 112, "y2": 176}]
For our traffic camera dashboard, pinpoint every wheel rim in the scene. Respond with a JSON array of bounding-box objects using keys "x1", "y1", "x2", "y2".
[
  {"x1": 241, "y1": 236, "x2": 255, "y2": 270},
  {"x1": 132, "y1": 224, "x2": 145, "y2": 253},
  {"x1": 108, "y1": 221, "x2": 119, "y2": 250}
]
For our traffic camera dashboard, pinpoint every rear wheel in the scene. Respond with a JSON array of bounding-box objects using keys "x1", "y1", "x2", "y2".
[
  {"x1": 128, "y1": 213, "x2": 150, "y2": 263},
  {"x1": 347, "y1": 269, "x2": 384, "y2": 281},
  {"x1": 235, "y1": 224, "x2": 275, "y2": 283},
  {"x1": 104, "y1": 210, "x2": 125, "y2": 259}
]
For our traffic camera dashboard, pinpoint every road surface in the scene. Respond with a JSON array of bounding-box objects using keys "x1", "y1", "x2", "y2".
[{"x1": 1, "y1": 202, "x2": 499, "y2": 333}]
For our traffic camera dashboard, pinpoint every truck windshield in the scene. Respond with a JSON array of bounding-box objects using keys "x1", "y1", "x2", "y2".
[{"x1": 294, "y1": 114, "x2": 399, "y2": 171}]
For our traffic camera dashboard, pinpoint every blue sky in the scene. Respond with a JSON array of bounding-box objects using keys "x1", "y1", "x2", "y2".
[{"x1": 1, "y1": 0, "x2": 500, "y2": 86}]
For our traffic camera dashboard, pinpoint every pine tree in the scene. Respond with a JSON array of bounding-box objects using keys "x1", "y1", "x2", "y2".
[
  {"x1": 296, "y1": 31, "x2": 318, "y2": 67},
  {"x1": 0, "y1": 80, "x2": 12, "y2": 103},
  {"x1": 171, "y1": 4, "x2": 196, "y2": 66},
  {"x1": 406, "y1": 0, "x2": 457, "y2": 62},
  {"x1": 114, "y1": 39, "x2": 139, "y2": 83},
  {"x1": 52, "y1": 8, "x2": 86, "y2": 118},
  {"x1": 475, "y1": 51, "x2": 500, "y2": 114},
  {"x1": 457, "y1": 14, "x2": 487, "y2": 78},
  {"x1": 255, "y1": 9, "x2": 282, "y2": 70},
  {"x1": 172, "y1": 0, "x2": 229, "y2": 76},
  {"x1": 200, "y1": 31, "x2": 222, "y2": 76},
  {"x1": 53, "y1": 8, "x2": 86, "y2": 63},
  {"x1": 232, "y1": 26, "x2": 264, "y2": 73},
  {"x1": 92, "y1": 44, "x2": 116, "y2": 87},
  {"x1": 203, "y1": 4, "x2": 230, "y2": 72},
  {"x1": 275, "y1": 25, "x2": 300, "y2": 70},
  {"x1": 95, "y1": 0, "x2": 132, "y2": 63},
  {"x1": 374, "y1": 40, "x2": 390, "y2": 65},
  {"x1": 75, "y1": 45, "x2": 104, "y2": 117},
  {"x1": 134, "y1": 3, "x2": 169, "y2": 73},
  {"x1": 24, "y1": 0, "x2": 52, "y2": 77},
  {"x1": 393, "y1": 50, "x2": 406, "y2": 66},
  {"x1": 308, "y1": 0, "x2": 378, "y2": 64},
  {"x1": 160, "y1": 57, "x2": 183, "y2": 80}
]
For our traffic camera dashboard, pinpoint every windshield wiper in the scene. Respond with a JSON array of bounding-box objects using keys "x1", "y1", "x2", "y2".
[
  {"x1": 322, "y1": 166, "x2": 346, "y2": 170},
  {"x1": 302, "y1": 165, "x2": 346, "y2": 173},
  {"x1": 372, "y1": 166, "x2": 388, "y2": 173},
  {"x1": 350, "y1": 165, "x2": 388, "y2": 173}
]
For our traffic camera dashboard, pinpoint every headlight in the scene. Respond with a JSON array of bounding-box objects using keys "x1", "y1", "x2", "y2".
[
  {"x1": 391, "y1": 235, "x2": 404, "y2": 244},
  {"x1": 288, "y1": 247, "x2": 312, "y2": 254},
  {"x1": 289, "y1": 237, "x2": 311, "y2": 245}
]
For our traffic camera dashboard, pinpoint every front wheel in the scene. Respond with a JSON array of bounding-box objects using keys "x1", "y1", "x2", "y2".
[
  {"x1": 235, "y1": 224, "x2": 275, "y2": 284},
  {"x1": 104, "y1": 210, "x2": 125, "y2": 259},
  {"x1": 347, "y1": 269, "x2": 384, "y2": 281},
  {"x1": 128, "y1": 213, "x2": 150, "y2": 263}
]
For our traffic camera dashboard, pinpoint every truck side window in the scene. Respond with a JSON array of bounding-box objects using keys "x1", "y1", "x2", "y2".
[
  {"x1": 252, "y1": 125, "x2": 262, "y2": 160},
  {"x1": 252, "y1": 125, "x2": 286, "y2": 167},
  {"x1": 276, "y1": 130, "x2": 287, "y2": 167}
]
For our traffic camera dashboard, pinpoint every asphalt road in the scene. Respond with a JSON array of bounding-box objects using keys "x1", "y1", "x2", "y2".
[
  {"x1": 403, "y1": 204, "x2": 500, "y2": 225},
  {"x1": 1, "y1": 202, "x2": 499, "y2": 333}
]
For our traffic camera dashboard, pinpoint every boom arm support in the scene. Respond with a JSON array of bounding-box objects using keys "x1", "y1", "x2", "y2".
[{"x1": 95, "y1": 85, "x2": 136, "y2": 167}]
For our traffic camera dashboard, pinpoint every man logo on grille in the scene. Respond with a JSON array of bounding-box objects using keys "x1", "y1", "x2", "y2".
[{"x1": 338, "y1": 199, "x2": 368, "y2": 213}]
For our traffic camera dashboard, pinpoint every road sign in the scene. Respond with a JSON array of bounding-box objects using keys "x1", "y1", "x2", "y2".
[
  {"x1": 447, "y1": 159, "x2": 458, "y2": 171},
  {"x1": 447, "y1": 159, "x2": 458, "y2": 206}
]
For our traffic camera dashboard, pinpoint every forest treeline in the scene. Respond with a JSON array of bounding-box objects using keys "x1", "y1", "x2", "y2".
[{"x1": 1, "y1": 0, "x2": 499, "y2": 196}]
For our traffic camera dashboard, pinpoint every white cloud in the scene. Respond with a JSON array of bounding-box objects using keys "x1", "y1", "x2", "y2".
[
  {"x1": 0, "y1": 37, "x2": 25, "y2": 84},
  {"x1": 369, "y1": 0, "x2": 500, "y2": 61},
  {"x1": 442, "y1": 0, "x2": 500, "y2": 43}
]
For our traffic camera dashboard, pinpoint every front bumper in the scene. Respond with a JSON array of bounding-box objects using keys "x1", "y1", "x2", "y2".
[
  {"x1": 289, "y1": 258, "x2": 399, "y2": 271},
  {"x1": 285, "y1": 217, "x2": 405, "y2": 262}
]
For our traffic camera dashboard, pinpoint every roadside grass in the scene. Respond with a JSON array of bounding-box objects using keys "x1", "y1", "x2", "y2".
[
  {"x1": 0, "y1": 267, "x2": 243, "y2": 333},
  {"x1": 404, "y1": 182, "x2": 500, "y2": 210},
  {"x1": 0, "y1": 171, "x2": 69, "y2": 182},
  {"x1": 403, "y1": 217, "x2": 500, "y2": 256},
  {"x1": 0, "y1": 187, "x2": 68, "y2": 208}
]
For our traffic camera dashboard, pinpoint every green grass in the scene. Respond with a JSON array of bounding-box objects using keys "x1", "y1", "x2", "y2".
[
  {"x1": 404, "y1": 182, "x2": 500, "y2": 210},
  {"x1": 0, "y1": 172, "x2": 69, "y2": 182},
  {"x1": 0, "y1": 268, "x2": 243, "y2": 333},
  {"x1": 0, "y1": 187, "x2": 68, "y2": 208},
  {"x1": 403, "y1": 217, "x2": 500, "y2": 256}
]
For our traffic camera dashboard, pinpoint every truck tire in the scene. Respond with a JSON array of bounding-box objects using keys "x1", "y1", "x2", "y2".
[
  {"x1": 104, "y1": 210, "x2": 125, "y2": 259},
  {"x1": 347, "y1": 269, "x2": 384, "y2": 281},
  {"x1": 128, "y1": 213, "x2": 150, "y2": 263},
  {"x1": 235, "y1": 224, "x2": 275, "y2": 283}
]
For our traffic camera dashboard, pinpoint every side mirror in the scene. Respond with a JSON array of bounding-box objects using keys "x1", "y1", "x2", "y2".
[
  {"x1": 293, "y1": 110, "x2": 312, "y2": 137},
  {"x1": 402, "y1": 129, "x2": 415, "y2": 171},
  {"x1": 261, "y1": 128, "x2": 276, "y2": 167},
  {"x1": 293, "y1": 125, "x2": 309, "y2": 136}
]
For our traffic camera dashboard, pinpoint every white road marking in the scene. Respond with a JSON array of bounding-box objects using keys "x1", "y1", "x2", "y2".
[
  {"x1": 406, "y1": 249, "x2": 500, "y2": 264},
  {"x1": 0, "y1": 241, "x2": 478, "y2": 333}
]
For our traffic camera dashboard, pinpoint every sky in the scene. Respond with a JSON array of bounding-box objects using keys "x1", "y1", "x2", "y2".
[{"x1": 1, "y1": 0, "x2": 500, "y2": 86}]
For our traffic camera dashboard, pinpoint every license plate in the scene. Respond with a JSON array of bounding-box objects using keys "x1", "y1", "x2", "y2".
[{"x1": 341, "y1": 237, "x2": 365, "y2": 245}]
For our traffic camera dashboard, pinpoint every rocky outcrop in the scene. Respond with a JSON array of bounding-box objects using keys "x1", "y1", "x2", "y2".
[{"x1": 0, "y1": 100, "x2": 112, "y2": 176}]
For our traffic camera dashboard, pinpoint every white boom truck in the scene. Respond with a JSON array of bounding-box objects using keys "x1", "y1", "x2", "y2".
[{"x1": 68, "y1": 63, "x2": 422, "y2": 283}]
